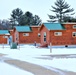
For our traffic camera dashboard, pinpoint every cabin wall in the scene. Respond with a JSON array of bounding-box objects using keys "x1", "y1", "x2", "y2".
[
  {"x1": 50, "y1": 24, "x2": 76, "y2": 45},
  {"x1": 14, "y1": 26, "x2": 41, "y2": 44},
  {"x1": 0, "y1": 35, "x2": 7, "y2": 44}
]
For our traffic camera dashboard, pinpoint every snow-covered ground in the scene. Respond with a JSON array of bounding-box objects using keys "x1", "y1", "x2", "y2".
[
  {"x1": 0, "y1": 62, "x2": 34, "y2": 75},
  {"x1": 0, "y1": 44, "x2": 76, "y2": 75}
]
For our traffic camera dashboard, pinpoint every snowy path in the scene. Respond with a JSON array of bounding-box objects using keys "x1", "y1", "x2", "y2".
[
  {"x1": 0, "y1": 56, "x2": 64, "y2": 75},
  {"x1": 0, "y1": 45, "x2": 76, "y2": 75},
  {"x1": 0, "y1": 55, "x2": 75, "y2": 75},
  {"x1": 5, "y1": 59, "x2": 58, "y2": 75},
  {"x1": 0, "y1": 61, "x2": 34, "y2": 75},
  {"x1": 0, "y1": 54, "x2": 34, "y2": 75},
  {"x1": 0, "y1": 54, "x2": 69, "y2": 75},
  {"x1": 4, "y1": 58, "x2": 76, "y2": 75}
]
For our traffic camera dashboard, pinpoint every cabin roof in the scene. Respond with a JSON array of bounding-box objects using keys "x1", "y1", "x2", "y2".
[
  {"x1": 43, "y1": 23, "x2": 65, "y2": 30},
  {"x1": 14, "y1": 26, "x2": 32, "y2": 32},
  {"x1": 0, "y1": 30, "x2": 10, "y2": 35}
]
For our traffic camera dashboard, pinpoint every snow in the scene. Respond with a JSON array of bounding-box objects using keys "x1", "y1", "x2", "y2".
[
  {"x1": 52, "y1": 48, "x2": 76, "y2": 54},
  {"x1": 0, "y1": 62, "x2": 34, "y2": 75},
  {"x1": 0, "y1": 44, "x2": 76, "y2": 75}
]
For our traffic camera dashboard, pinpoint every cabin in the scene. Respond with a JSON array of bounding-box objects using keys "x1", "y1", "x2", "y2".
[
  {"x1": 0, "y1": 30, "x2": 10, "y2": 44},
  {"x1": 40, "y1": 23, "x2": 76, "y2": 47},
  {"x1": 13, "y1": 26, "x2": 41, "y2": 44}
]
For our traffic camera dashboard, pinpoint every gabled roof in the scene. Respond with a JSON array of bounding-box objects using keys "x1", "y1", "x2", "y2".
[
  {"x1": 14, "y1": 26, "x2": 32, "y2": 32},
  {"x1": 0, "y1": 30, "x2": 10, "y2": 35},
  {"x1": 43, "y1": 23, "x2": 65, "y2": 30}
]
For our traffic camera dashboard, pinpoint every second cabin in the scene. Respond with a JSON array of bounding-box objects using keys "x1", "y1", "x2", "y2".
[{"x1": 12, "y1": 26, "x2": 41, "y2": 44}]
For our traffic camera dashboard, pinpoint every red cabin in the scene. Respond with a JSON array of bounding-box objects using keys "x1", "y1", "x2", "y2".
[
  {"x1": 40, "y1": 23, "x2": 76, "y2": 47},
  {"x1": 13, "y1": 26, "x2": 41, "y2": 44}
]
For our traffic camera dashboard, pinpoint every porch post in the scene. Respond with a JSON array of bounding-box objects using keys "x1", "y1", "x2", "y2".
[{"x1": 50, "y1": 43, "x2": 52, "y2": 53}]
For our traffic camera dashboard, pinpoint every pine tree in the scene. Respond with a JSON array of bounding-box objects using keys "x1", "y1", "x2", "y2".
[
  {"x1": 11, "y1": 8, "x2": 23, "y2": 25},
  {"x1": 48, "y1": 0, "x2": 74, "y2": 23}
]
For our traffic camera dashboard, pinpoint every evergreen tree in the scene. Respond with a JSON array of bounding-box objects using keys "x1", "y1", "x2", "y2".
[
  {"x1": 63, "y1": 15, "x2": 76, "y2": 22},
  {"x1": 20, "y1": 11, "x2": 42, "y2": 26},
  {"x1": 24, "y1": 11, "x2": 34, "y2": 25},
  {"x1": 11, "y1": 8, "x2": 23, "y2": 25},
  {"x1": 33, "y1": 15, "x2": 42, "y2": 25},
  {"x1": 10, "y1": 9, "x2": 42, "y2": 26},
  {"x1": 48, "y1": 0, "x2": 74, "y2": 23}
]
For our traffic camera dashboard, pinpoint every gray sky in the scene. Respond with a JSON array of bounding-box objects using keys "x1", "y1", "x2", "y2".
[{"x1": 0, "y1": 0, "x2": 76, "y2": 22}]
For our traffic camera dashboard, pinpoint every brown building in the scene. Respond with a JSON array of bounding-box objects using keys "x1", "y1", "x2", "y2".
[
  {"x1": 13, "y1": 26, "x2": 40, "y2": 44},
  {"x1": 40, "y1": 23, "x2": 76, "y2": 47},
  {"x1": 0, "y1": 30, "x2": 10, "y2": 44}
]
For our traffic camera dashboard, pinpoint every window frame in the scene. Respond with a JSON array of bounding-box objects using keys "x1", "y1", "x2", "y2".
[
  {"x1": 3, "y1": 36, "x2": 8, "y2": 38},
  {"x1": 44, "y1": 32, "x2": 46, "y2": 42},
  {"x1": 38, "y1": 33, "x2": 41, "y2": 37},
  {"x1": 54, "y1": 32, "x2": 62, "y2": 36},
  {"x1": 23, "y1": 33, "x2": 29, "y2": 36},
  {"x1": 73, "y1": 25, "x2": 76, "y2": 29},
  {"x1": 72, "y1": 32, "x2": 76, "y2": 37}
]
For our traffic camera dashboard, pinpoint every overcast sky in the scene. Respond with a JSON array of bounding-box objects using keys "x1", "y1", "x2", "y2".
[{"x1": 0, "y1": 0, "x2": 76, "y2": 22}]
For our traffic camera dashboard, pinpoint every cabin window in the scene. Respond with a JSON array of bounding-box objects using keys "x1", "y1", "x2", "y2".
[
  {"x1": 38, "y1": 33, "x2": 40, "y2": 37},
  {"x1": 73, "y1": 25, "x2": 76, "y2": 29},
  {"x1": 3, "y1": 36, "x2": 8, "y2": 38},
  {"x1": 72, "y1": 32, "x2": 76, "y2": 37},
  {"x1": 44, "y1": 32, "x2": 46, "y2": 42},
  {"x1": 23, "y1": 33, "x2": 29, "y2": 36},
  {"x1": 54, "y1": 32, "x2": 62, "y2": 36}
]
